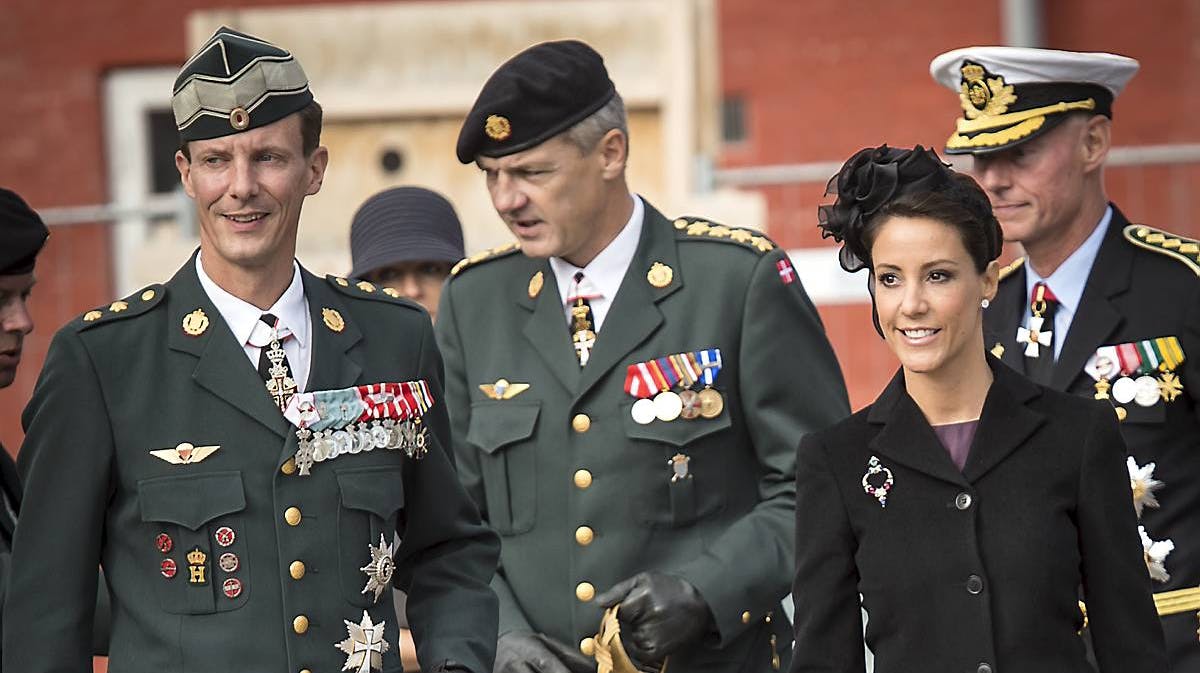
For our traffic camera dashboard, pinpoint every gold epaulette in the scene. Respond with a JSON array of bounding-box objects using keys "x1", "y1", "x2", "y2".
[
  {"x1": 76, "y1": 285, "x2": 165, "y2": 330},
  {"x1": 997, "y1": 257, "x2": 1025, "y2": 282},
  {"x1": 326, "y1": 275, "x2": 416, "y2": 306},
  {"x1": 450, "y1": 242, "x2": 522, "y2": 277},
  {"x1": 672, "y1": 217, "x2": 776, "y2": 254},
  {"x1": 1124, "y1": 224, "x2": 1200, "y2": 277}
]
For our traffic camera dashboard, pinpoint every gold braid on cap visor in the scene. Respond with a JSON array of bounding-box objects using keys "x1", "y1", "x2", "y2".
[{"x1": 946, "y1": 98, "x2": 1096, "y2": 150}]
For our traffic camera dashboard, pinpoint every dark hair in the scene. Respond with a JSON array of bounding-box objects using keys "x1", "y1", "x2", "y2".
[
  {"x1": 818, "y1": 145, "x2": 1002, "y2": 274},
  {"x1": 178, "y1": 100, "x2": 324, "y2": 161}
]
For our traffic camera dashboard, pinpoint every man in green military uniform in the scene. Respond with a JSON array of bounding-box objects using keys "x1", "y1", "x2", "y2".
[
  {"x1": 4, "y1": 27, "x2": 498, "y2": 673},
  {"x1": 438, "y1": 40, "x2": 849, "y2": 673}
]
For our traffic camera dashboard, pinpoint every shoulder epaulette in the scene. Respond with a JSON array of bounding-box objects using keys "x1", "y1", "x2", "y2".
[
  {"x1": 1124, "y1": 224, "x2": 1200, "y2": 277},
  {"x1": 997, "y1": 257, "x2": 1025, "y2": 282},
  {"x1": 326, "y1": 275, "x2": 421, "y2": 309},
  {"x1": 75, "y1": 285, "x2": 165, "y2": 331},
  {"x1": 672, "y1": 217, "x2": 776, "y2": 254},
  {"x1": 450, "y1": 242, "x2": 522, "y2": 277}
]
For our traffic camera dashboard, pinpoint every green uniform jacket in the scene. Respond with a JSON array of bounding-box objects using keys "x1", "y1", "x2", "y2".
[
  {"x1": 437, "y1": 203, "x2": 850, "y2": 672},
  {"x1": 3, "y1": 257, "x2": 499, "y2": 673}
]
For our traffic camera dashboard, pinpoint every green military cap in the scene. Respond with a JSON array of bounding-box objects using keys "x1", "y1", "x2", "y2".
[
  {"x1": 455, "y1": 39, "x2": 615, "y2": 163},
  {"x1": 0, "y1": 187, "x2": 49, "y2": 275},
  {"x1": 930, "y1": 46, "x2": 1139, "y2": 154},
  {"x1": 172, "y1": 26, "x2": 313, "y2": 142}
]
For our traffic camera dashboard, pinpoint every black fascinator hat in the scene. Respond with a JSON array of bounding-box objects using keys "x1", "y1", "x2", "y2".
[{"x1": 817, "y1": 145, "x2": 956, "y2": 273}]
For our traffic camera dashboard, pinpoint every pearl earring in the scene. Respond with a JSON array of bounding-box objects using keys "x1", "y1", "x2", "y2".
[{"x1": 981, "y1": 299, "x2": 991, "y2": 309}]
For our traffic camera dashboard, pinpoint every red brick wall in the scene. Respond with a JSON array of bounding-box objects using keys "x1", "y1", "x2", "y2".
[{"x1": 718, "y1": 0, "x2": 1200, "y2": 409}]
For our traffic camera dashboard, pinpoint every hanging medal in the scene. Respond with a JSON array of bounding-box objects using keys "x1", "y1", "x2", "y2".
[
  {"x1": 1016, "y1": 284, "x2": 1053, "y2": 358},
  {"x1": 695, "y1": 349, "x2": 724, "y2": 418}
]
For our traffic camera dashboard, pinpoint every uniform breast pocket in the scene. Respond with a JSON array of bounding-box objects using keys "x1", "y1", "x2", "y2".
[
  {"x1": 336, "y1": 466, "x2": 405, "y2": 607},
  {"x1": 466, "y1": 401, "x2": 540, "y2": 536},
  {"x1": 622, "y1": 405, "x2": 732, "y2": 528},
  {"x1": 137, "y1": 471, "x2": 250, "y2": 615}
]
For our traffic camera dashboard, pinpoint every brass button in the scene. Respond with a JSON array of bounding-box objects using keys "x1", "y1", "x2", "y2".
[
  {"x1": 741, "y1": 610, "x2": 752, "y2": 624},
  {"x1": 1115, "y1": 406, "x2": 1128, "y2": 422},
  {"x1": 580, "y1": 637, "x2": 596, "y2": 656},
  {"x1": 574, "y1": 469, "x2": 593, "y2": 489},
  {"x1": 281, "y1": 458, "x2": 297, "y2": 475},
  {"x1": 289, "y1": 560, "x2": 306, "y2": 580},
  {"x1": 576, "y1": 582, "x2": 595, "y2": 602},
  {"x1": 575, "y1": 526, "x2": 595, "y2": 546},
  {"x1": 572, "y1": 414, "x2": 591, "y2": 433},
  {"x1": 284, "y1": 507, "x2": 302, "y2": 526},
  {"x1": 293, "y1": 615, "x2": 309, "y2": 634},
  {"x1": 300, "y1": 670, "x2": 312, "y2": 673},
  {"x1": 141, "y1": 289, "x2": 156, "y2": 301}
]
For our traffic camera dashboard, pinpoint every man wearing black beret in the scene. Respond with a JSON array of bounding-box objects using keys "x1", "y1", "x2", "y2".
[
  {"x1": 440, "y1": 40, "x2": 849, "y2": 673},
  {"x1": 4, "y1": 27, "x2": 499, "y2": 673}
]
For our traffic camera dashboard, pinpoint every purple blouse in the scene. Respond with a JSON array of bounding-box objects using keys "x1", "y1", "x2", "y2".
[{"x1": 932, "y1": 419, "x2": 979, "y2": 472}]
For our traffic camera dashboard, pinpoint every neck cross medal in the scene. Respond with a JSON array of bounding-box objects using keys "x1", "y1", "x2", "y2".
[{"x1": 265, "y1": 333, "x2": 297, "y2": 411}]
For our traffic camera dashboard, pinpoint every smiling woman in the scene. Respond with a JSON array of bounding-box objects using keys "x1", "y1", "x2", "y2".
[{"x1": 789, "y1": 145, "x2": 1168, "y2": 673}]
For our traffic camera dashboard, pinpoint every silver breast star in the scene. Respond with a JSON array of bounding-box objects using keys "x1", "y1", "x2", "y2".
[{"x1": 359, "y1": 534, "x2": 395, "y2": 603}]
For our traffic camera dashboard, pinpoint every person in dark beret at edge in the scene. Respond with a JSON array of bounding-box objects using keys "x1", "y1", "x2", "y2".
[
  {"x1": 0, "y1": 188, "x2": 112, "y2": 668},
  {"x1": 790, "y1": 145, "x2": 1166, "y2": 673},
  {"x1": 440, "y1": 39, "x2": 848, "y2": 673},
  {"x1": 350, "y1": 186, "x2": 466, "y2": 326},
  {"x1": 930, "y1": 47, "x2": 1200, "y2": 669},
  {"x1": 3, "y1": 27, "x2": 499, "y2": 673}
]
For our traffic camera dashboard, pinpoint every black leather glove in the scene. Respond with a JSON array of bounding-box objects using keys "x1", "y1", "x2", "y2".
[
  {"x1": 495, "y1": 630, "x2": 593, "y2": 673},
  {"x1": 595, "y1": 572, "x2": 712, "y2": 663}
]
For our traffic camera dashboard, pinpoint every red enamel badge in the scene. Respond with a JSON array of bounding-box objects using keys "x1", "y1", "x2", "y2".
[
  {"x1": 222, "y1": 577, "x2": 243, "y2": 599},
  {"x1": 156, "y1": 533, "x2": 173, "y2": 554},
  {"x1": 218, "y1": 552, "x2": 239, "y2": 573},
  {"x1": 160, "y1": 558, "x2": 178, "y2": 579},
  {"x1": 214, "y1": 526, "x2": 236, "y2": 547}
]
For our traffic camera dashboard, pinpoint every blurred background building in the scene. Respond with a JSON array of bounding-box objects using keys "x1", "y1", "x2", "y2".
[{"x1": 3, "y1": 0, "x2": 1198, "y2": 460}]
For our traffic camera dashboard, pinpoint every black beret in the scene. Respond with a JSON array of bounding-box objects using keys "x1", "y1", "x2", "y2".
[
  {"x1": 173, "y1": 26, "x2": 313, "y2": 143},
  {"x1": 0, "y1": 188, "x2": 49, "y2": 275},
  {"x1": 456, "y1": 40, "x2": 616, "y2": 164},
  {"x1": 349, "y1": 187, "x2": 466, "y2": 278}
]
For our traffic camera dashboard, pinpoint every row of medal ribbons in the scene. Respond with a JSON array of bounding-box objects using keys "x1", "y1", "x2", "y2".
[{"x1": 624, "y1": 349, "x2": 725, "y2": 425}]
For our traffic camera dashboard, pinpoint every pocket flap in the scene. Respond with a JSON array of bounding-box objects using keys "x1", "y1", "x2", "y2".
[
  {"x1": 138, "y1": 471, "x2": 246, "y2": 530},
  {"x1": 467, "y1": 401, "x2": 541, "y2": 455},
  {"x1": 622, "y1": 403, "x2": 733, "y2": 447},
  {"x1": 336, "y1": 466, "x2": 405, "y2": 518}
]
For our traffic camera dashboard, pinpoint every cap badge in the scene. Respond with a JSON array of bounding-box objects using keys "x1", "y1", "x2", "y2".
[
  {"x1": 229, "y1": 106, "x2": 251, "y2": 131},
  {"x1": 959, "y1": 61, "x2": 1017, "y2": 119},
  {"x1": 485, "y1": 114, "x2": 512, "y2": 141},
  {"x1": 528, "y1": 271, "x2": 544, "y2": 298}
]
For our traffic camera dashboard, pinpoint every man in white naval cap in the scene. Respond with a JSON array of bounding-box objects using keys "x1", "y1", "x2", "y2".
[{"x1": 932, "y1": 46, "x2": 1200, "y2": 669}]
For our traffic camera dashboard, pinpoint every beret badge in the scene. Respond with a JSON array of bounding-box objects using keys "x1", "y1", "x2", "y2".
[
  {"x1": 959, "y1": 61, "x2": 1017, "y2": 119},
  {"x1": 485, "y1": 114, "x2": 512, "y2": 141},
  {"x1": 229, "y1": 107, "x2": 251, "y2": 131}
]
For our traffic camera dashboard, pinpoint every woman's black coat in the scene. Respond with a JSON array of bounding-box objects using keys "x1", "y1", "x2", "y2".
[{"x1": 790, "y1": 357, "x2": 1166, "y2": 673}]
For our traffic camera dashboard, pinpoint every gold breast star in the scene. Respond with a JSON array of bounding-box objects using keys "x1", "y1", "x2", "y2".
[
  {"x1": 359, "y1": 534, "x2": 395, "y2": 603},
  {"x1": 1158, "y1": 372, "x2": 1183, "y2": 402},
  {"x1": 336, "y1": 610, "x2": 390, "y2": 673}
]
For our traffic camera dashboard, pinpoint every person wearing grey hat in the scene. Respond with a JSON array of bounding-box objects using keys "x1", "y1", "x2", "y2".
[
  {"x1": 5, "y1": 27, "x2": 499, "y2": 673},
  {"x1": 932, "y1": 46, "x2": 1200, "y2": 669},
  {"x1": 350, "y1": 187, "x2": 466, "y2": 324}
]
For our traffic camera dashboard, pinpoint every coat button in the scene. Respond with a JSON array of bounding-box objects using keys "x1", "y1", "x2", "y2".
[
  {"x1": 741, "y1": 611, "x2": 752, "y2": 624},
  {"x1": 955, "y1": 493, "x2": 973, "y2": 510},
  {"x1": 966, "y1": 575, "x2": 984, "y2": 595},
  {"x1": 575, "y1": 526, "x2": 595, "y2": 546},
  {"x1": 580, "y1": 637, "x2": 596, "y2": 656},
  {"x1": 281, "y1": 458, "x2": 297, "y2": 475},
  {"x1": 300, "y1": 669, "x2": 312, "y2": 673},
  {"x1": 976, "y1": 664, "x2": 993, "y2": 673},
  {"x1": 576, "y1": 582, "x2": 595, "y2": 602},
  {"x1": 293, "y1": 615, "x2": 309, "y2": 634},
  {"x1": 572, "y1": 414, "x2": 592, "y2": 433},
  {"x1": 574, "y1": 469, "x2": 593, "y2": 489},
  {"x1": 284, "y1": 507, "x2": 302, "y2": 526},
  {"x1": 290, "y1": 560, "x2": 306, "y2": 580}
]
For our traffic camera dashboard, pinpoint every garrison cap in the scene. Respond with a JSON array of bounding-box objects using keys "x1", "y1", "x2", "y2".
[
  {"x1": 173, "y1": 26, "x2": 313, "y2": 142},
  {"x1": 0, "y1": 188, "x2": 49, "y2": 275},
  {"x1": 930, "y1": 46, "x2": 1139, "y2": 154},
  {"x1": 456, "y1": 39, "x2": 616, "y2": 164},
  {"x1": 349, "y1": 187, "x2": 466, "y2": 278}
]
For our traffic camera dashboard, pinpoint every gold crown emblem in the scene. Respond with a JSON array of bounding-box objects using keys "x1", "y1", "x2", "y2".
[
  {"x1": 187, "y1": 548, "x2": 207, "y2": 565},
  {"x1": 485, "y1": 114, "x2": 512, "y2": 141},
  {"x1": 960, "y1": 63, "x2": 985, "y2": 82}
]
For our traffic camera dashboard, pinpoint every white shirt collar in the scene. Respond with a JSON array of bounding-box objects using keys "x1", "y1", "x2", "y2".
[
  {"x1": 195, "y1": 254, "x2": 310, "y2": 349},
  {"x1": 549, "y1": 194, "x2": 644, "y2": 304},
  {"x1": 1024, "y1": 205, "x2": 1112, "y2": 315}
]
